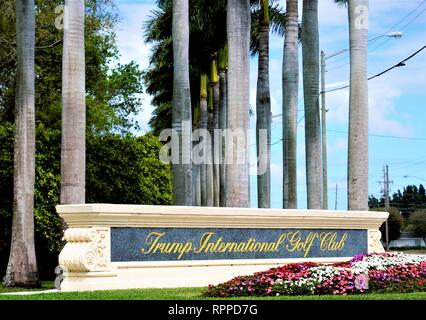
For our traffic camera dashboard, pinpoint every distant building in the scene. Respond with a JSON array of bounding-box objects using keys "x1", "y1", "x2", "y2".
[{"x1": 389, "y1": 231, "x2": 426, "y2": 249}]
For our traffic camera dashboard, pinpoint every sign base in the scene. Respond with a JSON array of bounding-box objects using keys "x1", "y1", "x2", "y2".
[{"x1": 57, "y1": 204, "x2": 388, "y2": 292}]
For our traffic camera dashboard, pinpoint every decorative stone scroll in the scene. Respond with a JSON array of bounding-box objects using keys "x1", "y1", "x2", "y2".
[
  {"x1": 368, "y1": 229, "x2": 385, "y2": 254},
  {"x1": 59, "y1": 227, "x2": 110, "y2": 272}
]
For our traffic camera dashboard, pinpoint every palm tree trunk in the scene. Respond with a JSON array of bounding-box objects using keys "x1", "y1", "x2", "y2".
[
  {"x1": 200, "y1": 74, "x2": 208, "y2": 206},
  {"x1": 211, "y1": 57, "x2": 220, "y2": 207},
  {"x1": 302, "y1": 0, "x2": 322, "y2": 209},
  {"x1": 256, "y1": 0, "x2": 271, "y2": 208},
  {"x1": 206, "y1": 87, "x2": 215, "y2": 207},
  {"x1": 226, "y1": 0, "x2": 251, "y2": 208},
  {"x1": 172, "y1": 0, "x2": 193, "y2": 206},
  {"x1": 282, "y1": 0, "x2": 299, "y2": 209},
  {"x1": 4, "y1": 0, "x2": 39, "y2": 288},
  {"x1": 61, "y1": 0, "x2": 86, "y2": 205},
  {"x1": 348, "y1": 0, "x2": 369, "y2": 210},
  {"x1": 218, "y1": 45, "x2": 228, "y2": 207}
]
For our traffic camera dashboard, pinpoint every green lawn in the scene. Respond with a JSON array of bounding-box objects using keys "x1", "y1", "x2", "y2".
[
  {"x1": 1, "y1": 284, "x2": 426, "y2": 300},
  {"x1": 0, "y1": 281, "x2": 55, "y2": 293}
]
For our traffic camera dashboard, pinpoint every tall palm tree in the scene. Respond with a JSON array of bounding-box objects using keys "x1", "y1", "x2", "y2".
[
  {"x1": 282, "y1": 0, "x2": 298, "y2": 209},
  {"x1": 3, "y1": 0, "x2": 39, "y2": 288},
  {"x1": 218, "y1": 44, "x2": 228, "y2": 207},
  {"x1": 210, "y1": 56, "x2": 220, "y2": 207},
  {"x1": 199, "y1": 73, "x2": 209, "y2": 206},
  {"x1": 226, "y1": 0, "x2": 251, "y2": 207},
  {"x1": 302, "y1": 0, "x2": 322, "y2": 209},
  {"x1": 256, "y1": 0, "x2": 271, "y2": 208},
  {"x1": 172, "y1": 0, "x2": 193, "y2": 205},
  {"x1": 348, "y1": 0, "x2": 369, "y2": 210},
  {"x1": 206, "y1": 85, "x2": 215, "y2": 206},
  {"x1": 61, "y1": 0, "x2": 86, "y2": 205}
]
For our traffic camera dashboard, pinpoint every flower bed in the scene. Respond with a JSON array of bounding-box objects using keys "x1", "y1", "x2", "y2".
[{"x1": 203, "y1": 253, "x2": 426, "y2": 297}]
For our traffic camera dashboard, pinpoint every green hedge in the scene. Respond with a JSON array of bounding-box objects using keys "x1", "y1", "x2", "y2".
[{"x1": 0, "y1": 124, "x2": 172, "y2": 280}]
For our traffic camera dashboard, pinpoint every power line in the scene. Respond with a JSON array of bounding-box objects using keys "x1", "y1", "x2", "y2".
[
  {"x1": 328, "y1": 129, "x2": 426, "y2": 141},
  {"x1": 327, "y1": 0, "x2": 426, "y2": 68},
  {"x1": 323, "y1": 45, "x2": 426, "y2": 93}
]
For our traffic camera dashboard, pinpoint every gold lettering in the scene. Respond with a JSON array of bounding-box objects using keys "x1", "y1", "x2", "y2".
[
  {"x1": 177, "y1": 242, "x2": 192, "y2": 260},
  {"x1": 194, "y1": 232, "x2": 215, "y2": 254},
  {"x1": 320, "y1": 232, "x2": 347, "y2": 252},
  {"x1": 141, "y1": 232, "x2": 166, "y2": 255}
]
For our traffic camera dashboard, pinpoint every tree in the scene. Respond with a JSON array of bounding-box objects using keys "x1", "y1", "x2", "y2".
[
  {"x1": 302, "y1": 0, "x2": 322, "y2": 209},
  {"x1": 171, "y1": 0, "x2": 193, "y2": 206},
  {"x1": 408, "y1": 209, "x2": 426, "y2": 247},
  {"x1": 0, "y1": 0, "x2": 142, "y2": 135},
  {"x1": 210, "y1": 56, "x2": 220, "y2": 207},
  {"x1": 256, "y1": 0, "x2": 271, "y2": 208},
  {"x1": 61, "y1": 0, "x2": 86, "y2": 205},
  {"x1": 3, "y1": 0, "x2": 39, "y2": 287},
  {"x1": 226, "y1": 0, "x2": 251, "y2": 207},
  {"x1": 282, "y1": 0, "x2": 298, "y2": 209},
  {"x1": 372, "y1": 207, "x2": 403, "y2": 242},
  {"x1": 218, "y1": 45, "x2": 228, "y2": 207},
  {"x1": 347, "y1": 0, "x2": 369, "y2": 210}
]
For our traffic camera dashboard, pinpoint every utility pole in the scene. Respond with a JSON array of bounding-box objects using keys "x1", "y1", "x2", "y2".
[
  {"x1": 382, "y1": 165, "x2": 393, "y2": 251},
  {"x1": 319, "y1": 33, "x2": 402, "y2": 210},
  {"x1": 320, "y1": 51, "x2": 328, "y2": 210},
  {"x1": 334, "y1": 183, "x2": 338, "y2": 210}
]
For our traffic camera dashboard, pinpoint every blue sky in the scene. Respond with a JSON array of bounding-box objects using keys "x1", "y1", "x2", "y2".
[{"x1": 113, "y1": 0, "x2": 426, "y2": 209}]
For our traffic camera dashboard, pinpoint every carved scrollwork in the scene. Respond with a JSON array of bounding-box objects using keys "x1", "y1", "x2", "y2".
[
  {"x1": 59, "y1": 227, "x2": 110, "y2": 272},
  {"x1": 368, "y1": 229, "x2": 385, "y2": 253}
]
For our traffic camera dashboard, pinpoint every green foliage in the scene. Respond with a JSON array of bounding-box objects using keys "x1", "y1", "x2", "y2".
[
  {"x1": 0, "y1": 124, "x2": 63, "y2": 279},
  {"x1": 408, "y1": 209, "x2": 426, "y2": 243},
  {"x1": 0, "y1": 0, "x2": 143, "y2": 134},
  {"x1": 0, "y1": 124, "x2": 172, "y2": 279},
  {"x1": 143, "y1": 0, "x2": 285, "y2": 135},
  {"x1": 372, "y1": 207, "x2": 403, "y2": 242},
  {"x1": 369, "y1": 185, "x2": 426, "y2": 222},
  {"x1": 86, "y1": 133, "x2": 173, "y2": 205},
  {"x1": 392, "y1": 185, "x2": 426, "y2": 219}
]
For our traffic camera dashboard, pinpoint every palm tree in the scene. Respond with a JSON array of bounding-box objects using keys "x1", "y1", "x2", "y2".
[
  {"x1": 3, "y1": 0, "x2": 39, "y2": 288},
  {"x1": 172, "y1": 0, "x2": 193, "y2": 206},
  {"x1": 210, "y1": 55, "x2": 220, "y2": 207},
  {"x1": 256, "y1": 0, "x2": 271, "y2": 208},
  {"x1": 302, "y1": 0, "x2": 322, "y2": 209},
  {"x1": 61, "y1": 0, "x2": 86, "y2": 205},
  {"x1": 199, "y1": 73, "x2": 209, "y2": 206},
  {"x1": 217, "y1": 45, "x2": 228, "y2": 207},
  {"x1": 348, "y1": 0, "x2": 369, "y2": 210},
  {"x1": 226, "y1": 0, "x2": 251, "y2": 207},
  {"x1": 282, "y1": 0, "x2": 298, "y2": 209},
  {"x1": 206, "y1": 84, "x2": 215, "y2": 206}
]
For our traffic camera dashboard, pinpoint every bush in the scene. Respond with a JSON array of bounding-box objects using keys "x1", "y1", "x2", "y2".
[
  {"x1": 0, "y1": 124, "x2": 172, "y2": 280},
  {"x1": 408, "y1": 209, "x2": 426, "y2": 245},
  {"x1": 372, "y1": 207, "x2": 403, "y2": 242}
]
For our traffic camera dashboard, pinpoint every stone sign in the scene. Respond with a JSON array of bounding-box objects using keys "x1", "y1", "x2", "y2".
[
  {"x1": 56, "y1": 204, "x2": 388, "y2": 292},
  {"x1": 111, "y1": 228, "x2": 368, "y2": 262}
]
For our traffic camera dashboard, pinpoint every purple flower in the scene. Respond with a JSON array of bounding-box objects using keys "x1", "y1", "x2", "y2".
[{"x1": 354, "y1": 274, "x2": 369, "y2": 290}]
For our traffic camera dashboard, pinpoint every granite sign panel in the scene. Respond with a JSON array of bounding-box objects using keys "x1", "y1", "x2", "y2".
[{"x1": 111, "y1": 228, "x2": 368, "y2": 262}]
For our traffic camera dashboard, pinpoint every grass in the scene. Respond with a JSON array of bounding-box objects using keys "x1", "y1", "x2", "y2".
[
  {"x1": 0, "y1": 281, "x2": 55, "y2": 293},
  {"x1": 0, "y1": 284, "x2": 426, "y2": 300},
  {"x1": 392, "y1": 249, "x2": 426, "y2": 254}
]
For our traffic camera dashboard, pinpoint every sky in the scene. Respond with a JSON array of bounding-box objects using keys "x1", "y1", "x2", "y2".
[{"x1": 112, "y1": 0, "x2": 426, "y2": 210}]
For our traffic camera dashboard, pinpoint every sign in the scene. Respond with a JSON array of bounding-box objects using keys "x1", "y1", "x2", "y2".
[{"x1": 111, "y1": 227, "x2": 368, "y2": 262}]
